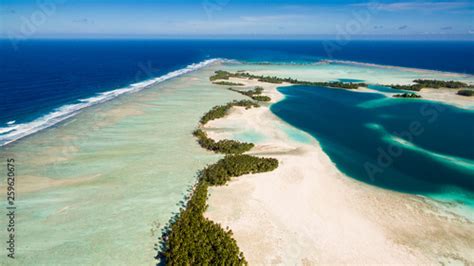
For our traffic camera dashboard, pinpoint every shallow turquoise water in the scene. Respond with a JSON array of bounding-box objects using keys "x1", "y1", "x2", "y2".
[
  {"x1": 280, "y1": 124, "x2": 314, "y2": 144},
  {"x1": 367, "y1": 84, "x2": 403, "y2": 93},
  {"x1": 233, "y1": 130, "x2": 267, "y2": 143},
  {"x1": 0, "y1": 66, "x2": 245, "y2": 265},
  {"x1": 272, "y1": 85, "x2": 474, "y2": 208}
]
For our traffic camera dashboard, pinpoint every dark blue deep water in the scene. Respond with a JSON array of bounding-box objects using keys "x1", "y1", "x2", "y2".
[
  {"x1": 271, "y1": 86, "x2": 474, "y2": 200},
  {"x1": 1, "y1": 39, "x2": 473, "y2": 129}
]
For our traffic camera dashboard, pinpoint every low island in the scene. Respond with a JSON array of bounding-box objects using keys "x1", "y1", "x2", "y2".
[
  {"x1": 211, "y1": 70, "x2": 367, "y2": 89},
  {"x1": 228, "y1": 86, "x2": 272, "y2": 102},
  {"x1": 388, "y1": 79, "x2": 474, "y2": 91},
  {"x1": 457, "y1": 89, "x2": 474, "y2": 97},
  {"x1": 393, "y1": 92, "x2": 422, "y2": 98}
]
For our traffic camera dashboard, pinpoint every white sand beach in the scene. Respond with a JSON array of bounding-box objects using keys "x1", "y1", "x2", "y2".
[
  {"x1": 417, "y1": 88, "x2": 474, "y2": 109},
  {"x1": 203, "y1": 75, "x2": 474, "y2": 265}
]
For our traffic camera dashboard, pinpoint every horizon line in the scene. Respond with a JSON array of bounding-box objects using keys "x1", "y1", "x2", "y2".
[{"x1": 1, "y1": 34, "x2": 474, "y2": 41}]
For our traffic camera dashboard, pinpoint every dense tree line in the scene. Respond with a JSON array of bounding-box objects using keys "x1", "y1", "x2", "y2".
[
  {"x1": 393, "y1": 92, "x2": 422, "y2": 98},
  {"x1": 388, "y1": 79, "x2": 473, "y2": 91},
  {"x1": 162, "y1": 181, "x2": 246, "y2": 265},
  {"x1": 413, "y1": 79, "x2": 472, "y2": 89},
  {"x1": 210, "y1": 70, "x2": 366, "y2": 89},
  {"x1": 213, "y1": 81, "x2": 245, "y2": 86},
  {"x1": 193, "y1": 129, "x2": 254, "y2": 154},
  {"x1": 202, "y1": 155, "x2": 279, "y2": 185},
  {"x1": 229, "y1": 86, "x2": 264, "y2": 96},
  {"x1": 229, "y1": 87, "x2": 271, "y2": 102},
  {"x1": 200, "y1": 100, "x2": 259, "y2": 124},
  {"x1": 251, "y1": 95, "x2": 271, "y2": 102},
  {"x1": 457, "y1": 89, "x2": 474, "y2": 97},
  {"x1": 159, "y1": 97, "x2": 279, "y2": 265},
  {"x1": 210, "y1": 70, "x2": 234, "y2": 81}
]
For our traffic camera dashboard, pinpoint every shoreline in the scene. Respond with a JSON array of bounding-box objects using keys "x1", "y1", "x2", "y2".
[
  {"x1": 1, "y1": 58, "x2": 472, "y2": 148},
  {"x1": 203, "y1": 74, "x2": 474, "y2": 264},
  {"x1": 0, "y1": 58, "x2": 225, "y2": 148}
]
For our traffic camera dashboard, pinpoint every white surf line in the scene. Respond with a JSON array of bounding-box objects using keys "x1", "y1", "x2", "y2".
[{"x1": 0, "y1": 58, "x2": 227, "y2": 147}]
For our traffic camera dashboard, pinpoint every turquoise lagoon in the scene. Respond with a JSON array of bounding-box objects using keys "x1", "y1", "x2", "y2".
[
  {"x1": 272, "y1": 85, "x2": 474, "y2": 195},
  {"x1": 226, "y1": 62, "x2": 474, "y2": 212}
]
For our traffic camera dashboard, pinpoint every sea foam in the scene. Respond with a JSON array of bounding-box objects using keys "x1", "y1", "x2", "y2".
[{"x1": 0, "y1": 58, "x2": 224, "y2": 147}]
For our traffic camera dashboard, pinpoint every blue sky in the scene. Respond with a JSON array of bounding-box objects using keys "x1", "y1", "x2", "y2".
[{"x1": 1, "y1": 0, "x2": 473, "y2": 39}]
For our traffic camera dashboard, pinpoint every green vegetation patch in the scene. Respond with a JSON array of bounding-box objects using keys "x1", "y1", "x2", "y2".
[
  {"x1": 193, "y1": 129, "x2": 254, "y2": 154},
  {"x1": 251, "y1": 95, "x2": 271, "y2": 102},
  {"x1": 210, "y1": 70, "x2": 232, "y2": 81},
  {"x1": 393, "y1": 92, "x2": 422, "y2": 98},
  {"x1": 202, "y1": 154, "x2": 279, "y2": 186},
  {"x1": 388, "y1": 79, "x2": 473, "y2": 91},
  {"x1": 457, "y1": 89, "x2": 474, "y2": 97},
  {"x1": 162, "y1": 181, "x2": 246, "y2": 265},
  {"x1": 229, "y1": 87, "x2": 271, "y2": 102},
  {"x1": 213, "y1": 81, "x2": 245, "y2": 86},
  {"x1": 229, "y1": 86, "x2": 264, "y2": 97},
  {"x1": 414, "y1": 79, "x2": 471, "y2": 89},
  {"x1": 200, "y1": 100, "x2": 259, "y2": 125}
]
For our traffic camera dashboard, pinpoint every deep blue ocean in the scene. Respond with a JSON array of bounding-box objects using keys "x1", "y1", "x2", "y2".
[{"x1": 1, "y1": 39, "x2": 473, "y2": 133}]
